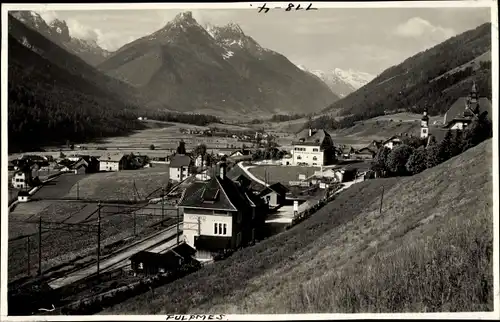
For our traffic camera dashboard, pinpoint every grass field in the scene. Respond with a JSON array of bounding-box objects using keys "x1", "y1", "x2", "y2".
[
  {"x1": 103, "y1": 139, "x2": 493, "y2": 314},
  {"x1": 248, "y1": 165, "x2": 320, "y2": 184},
  {"x1": 34, "y1": 173, "x2": 88, "y2": 199},
  {"x1": 65, "y1": 165, "x2": 171, "y2": 201}
]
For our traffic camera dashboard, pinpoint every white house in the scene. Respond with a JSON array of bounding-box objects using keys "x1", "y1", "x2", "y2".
[
  {"x1": 169, "y1": 154, "x2": 192, "y2": 182},
  {"x1": 11, "y1": 170, "x2": 35, "y2": 189},
  {"x1": 178, "y1": 163, "x2": 265, "y2": 261},
  {"x1": 381, "y1": 136, "x2": 403, "y2": 150},
  {"x1": 99, "y1": 154, "x2": 128, "y2": 172},
  {"x1": 291, "y1": 129, "x2": 335, "y2": 166}
]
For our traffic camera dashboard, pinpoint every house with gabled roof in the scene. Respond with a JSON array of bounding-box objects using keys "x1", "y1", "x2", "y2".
[
  {"x1": 381, "y1": 135, "x2": 403, "y2": 150},
  {"x1": 99, "y1": 153, "x2": 128, "y2": 172},
  {"x1": 442, "y1": 81, "x2": 492, "y2": 130},
  {"x1": 292, "y1": 128, "x2": 336, "y2": 166},
  {"x1": 258, "y1": 182, "x2": 289, "y2": 208},
  {"x1": 169, "y1": 154, "x2": 193, "y2": 182},
  {"x1": 179, "y1": 162, "x2": 267, "y2": 260}
]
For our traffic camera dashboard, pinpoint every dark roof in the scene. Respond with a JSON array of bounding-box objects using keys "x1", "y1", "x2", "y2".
[
  {"x1": 382, "y1": 135, "x2": 403, "y2": 145},
  {"x1": 18, "y1": 191, "x2": 30, "y2": 197},
  {"x1": 171, "y1": 242, "x2": 196, "y2": 259},
  {"x1": 428, "y1": 128, "x2": 449, "y2": 144},
  {"x1": 194, "y1": 235, "x2": 232, "y2": 252},
  {"x1": 356, "y1": 147, "x2": 376, "y2": 154},
  {"x1": 444, "y1": 96, "x2": 492, "y2": 125},
  {"x1": 293, "y1": 129, "x2": 330, "y2": 146},
  {"x1": 261, "y1": 182, "x2": 288, "y2": 196},
  {"x1": 170, "y1": 154, "x2": 192, "y2": 168},
  {"x1": 178, "y1": 175, "x2": 253, "y2": 212},
  {"x1": 234, "y1": 174, "x2": 251, "y2": 188},
  {"x1": 130, "y1": 250, "x2": 182, "y2": 265}
]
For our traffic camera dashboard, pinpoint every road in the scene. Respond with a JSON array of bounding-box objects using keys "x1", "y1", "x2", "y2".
[
  {"x1": 48, "y1": 223, "x2": 183, "y2": 290},
  {"x1": 236, "y1": 162, "x2": 269, "y2": 187}
]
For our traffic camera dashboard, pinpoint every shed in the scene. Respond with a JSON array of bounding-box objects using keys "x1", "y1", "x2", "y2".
[
  {"x1": 18, "y1": 190, "x2": 30, "y2": 203},
  {"x1": 130, "y1": 250, "x2": 184, "y2": 275}
]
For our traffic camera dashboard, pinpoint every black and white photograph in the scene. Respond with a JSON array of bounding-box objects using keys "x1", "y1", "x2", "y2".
[{"x1": 1, "y1": 1, "x2": 498, "y2": 319}]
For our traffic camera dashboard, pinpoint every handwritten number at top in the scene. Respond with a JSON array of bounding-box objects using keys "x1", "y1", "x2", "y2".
[{"x1": 257, "y1": 3, "x2": 318, "y2": 13}]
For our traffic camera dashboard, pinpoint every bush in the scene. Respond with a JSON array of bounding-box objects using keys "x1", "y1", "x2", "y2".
[{"x1": 386, "y1": 144, "x2": 414, "y2": 176}]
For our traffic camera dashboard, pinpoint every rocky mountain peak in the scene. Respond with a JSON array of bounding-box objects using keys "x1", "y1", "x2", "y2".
[{"x1": 49, "y1": 18, "x2": 70, "y2": 41}]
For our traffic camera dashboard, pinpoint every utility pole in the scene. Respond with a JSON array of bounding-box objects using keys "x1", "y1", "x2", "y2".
[
  {"x1": 77, "y1": 181, "x2": 79, "y2": 200},
  {"x1": 177, "y1": 207, "x2": 180, "y2": 245},
  {"x1": 133, "y1": 208, "x2": 137, "y2": 236},
  {"x1": 161, "y1": 186, "x2": 165, "y2": 227},
  {"x1": 97, "y1": 201, "x2": 101, "y2": 279},
  {"x1": 379, "y1": 185, "x2": 385, "y2": 214},
  {"x1": 38, "y1": 217, "x2": 42, "y2": 276},
  {"x1": 27, "y1": 236, "x2": 31, "y2": 276}
]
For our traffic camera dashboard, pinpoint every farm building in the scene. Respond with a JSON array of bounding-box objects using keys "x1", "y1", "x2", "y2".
[
  {"x1": 70, "y1": 156, "x2": 100, "y2": 174},
  {"x1": 382, "y1": 135, "x2": 403, "y2": 150},
  {"x1": 194, "y1": 154, "x2": 211, "y2": 168},
  {"x1": 354, "y1": 147, "x2": 376, "y2": 160},
  {"x1": 229, "y1": 149, "x2": 252, "y2": 158},
  {"x1": 258, "y1": 182, "x2": 289, "y2": 208},
  {"x1": 179, "y1": 162, "x2": 267, "y2": 260},
  {"x1": 340, "y1": 146, "x2": 355, "y2": 159},
  {"x1": 130, "y1": 250, "x2": 184, "y2": 276},
  {"x1": 291, "y1": 128, "x2": 336, "y2": 166},
  {"x1": 99, "y1": 154, "x2": 128, "y2": 172},
  {"x1": 169, "y1": 154, "x2": 193, "y2": 182}
]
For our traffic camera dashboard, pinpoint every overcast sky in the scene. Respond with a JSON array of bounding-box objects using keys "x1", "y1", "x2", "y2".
[{"x1": 36, "y1": 7, "x2": 491, "y2": 75}]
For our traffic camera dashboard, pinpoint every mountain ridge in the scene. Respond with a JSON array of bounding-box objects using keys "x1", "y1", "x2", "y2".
[
  {"x1": 10, "y1": 11, "x2": 111, "y2": 66},
  {"x1": 98, "y1": 11, "x2": 339, "y2": 118}
]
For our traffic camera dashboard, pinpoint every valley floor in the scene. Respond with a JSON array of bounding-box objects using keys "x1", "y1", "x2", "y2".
[{"x1": 102, "y1": 139, "x2": 493, "y2": 314}]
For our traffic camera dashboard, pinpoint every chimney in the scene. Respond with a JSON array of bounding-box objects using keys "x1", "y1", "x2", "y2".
[
  {"x1": 219, "y1": 162, "x2": 227, "y2": 180},
  {"x1": 308, "y1": 128, "x2": 312, "y2": 137}
]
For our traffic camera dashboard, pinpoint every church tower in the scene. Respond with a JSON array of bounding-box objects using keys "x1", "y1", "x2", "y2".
[{"x1": 420, "y1": 106, "x2": 429, "y2": 139}]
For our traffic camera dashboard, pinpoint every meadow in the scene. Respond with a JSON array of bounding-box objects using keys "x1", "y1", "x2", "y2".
[
  {"x1": 248, "y1": 165, "x2": 321, "y2": 184},
  {"x1": 103, "y1": 139, "x2": 493, "y2": 314}
]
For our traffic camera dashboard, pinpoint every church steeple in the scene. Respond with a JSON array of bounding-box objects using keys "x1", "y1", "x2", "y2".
[
  {"x1": 470, "y1": 80, "x2": 478, "y2": 103},
  {"x1": 420, "y1": 105, "x2": 429, "y2": 139}
]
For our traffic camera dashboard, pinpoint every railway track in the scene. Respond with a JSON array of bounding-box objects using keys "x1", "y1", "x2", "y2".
[{"x1": 47, "y1": 222, "x2": 183, "y2": 290}]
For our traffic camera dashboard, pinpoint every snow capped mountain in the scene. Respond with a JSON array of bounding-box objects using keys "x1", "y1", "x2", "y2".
[
  {"x1": 298, "y1": 65, "x2": 375, "y2": 97},
  {"x1": 332, "y1": 68, "x2": 375, "y2": 90}
]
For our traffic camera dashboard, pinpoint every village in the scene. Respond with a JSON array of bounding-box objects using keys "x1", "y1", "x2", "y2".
[{"x1": 6, "y1": 81, "x2": 492, "y2": 314}]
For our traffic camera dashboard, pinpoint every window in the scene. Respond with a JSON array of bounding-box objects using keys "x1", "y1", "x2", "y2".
[
  {"x1": 266, "y1": 196, "x2": 271, "y2": 204},
  {"x1": 297, "y1": 156, "x2": 302, "y2": 160},
  {"x1": 313, "y1": 148, "x2": 319, "y2": 152},
  {"x1": 214, "y1": 223, "x2": 228, "y2": 235},
  {"x1": 313, "y1": 156, "x2": 317, "y2": 161},
  {"x1": 422, "y1": 129, "x2": 428, "y2": 134},
  {"x1": 138, "y1": 262, "x2": 143, "y2": 269},
  {"x1": 313, "y1": 163, "x2": 317, "y2": 166}
]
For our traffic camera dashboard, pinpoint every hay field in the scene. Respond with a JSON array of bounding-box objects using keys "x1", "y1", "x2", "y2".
[
  {"x1": 104, "y1": 139, "x2": 493, "y2": 314},
  {"x1": 66, "y1": 165, "x2": 171, "y2": 201}
]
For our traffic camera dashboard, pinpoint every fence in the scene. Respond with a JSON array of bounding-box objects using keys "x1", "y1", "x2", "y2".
[{"x1": 8, "y1": 202, "x2": 180, "y2": 284}]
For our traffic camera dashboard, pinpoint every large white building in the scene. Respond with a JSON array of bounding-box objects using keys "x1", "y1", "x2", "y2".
[
  {"x1": 291, "y1": 129, "x2": 335, "y2": 166},
  {"x1": 169, "y1": 154, "x2": 192, "y2": 182},
  {"x1": 178, "y1": 163, "x2": 266, "y2": 261}
]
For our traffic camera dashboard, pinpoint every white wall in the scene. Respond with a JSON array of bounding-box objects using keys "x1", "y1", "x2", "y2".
[
  {"x1": 450, "y1": 122, "x2": 464, "y2": 130},
  {"x1": 183, "y1": 210, "x2": 233, "y2": 249},
  {"x1": 170, "y1": 166, "x2": 190, "y2": 182},
  {"x1": 99, "y1": 161, "x2": 120, "y2": 172},
  {"x1": 292, "y1": 145, "x2": 324, "y2": 166}
]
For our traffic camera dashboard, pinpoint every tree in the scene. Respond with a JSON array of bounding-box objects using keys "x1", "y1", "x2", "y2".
[
  {"x1": 406, "y1": 146, "x2": 427, "y2": 175},
  {"x1": 425, "y1": 137, "x2": 440, "y2": 169},
  {"x1": 462, "y1": 112, "x2": 493, "y2": 151},
  {"x1": 59, "y1": 151, "x2": 66, "y2": 159},
  {"x1": 437, "y1": 130, "x2": 454, "y2": 163},
  {"x1": 177, "y1": 141, "x2": 186, "y2": 155},
  {"x1": 371, "y1": 146, "x2": 391, "y2": 177},
  {"x1": 194, "y1": 144, "x2": 207, "y2": 156},
  {"x1": 386, "y1": 144, "x2": 414, "y2": 176},
  {"x1": 149, "y1": 144, "x2": 155, "y2": 150}
]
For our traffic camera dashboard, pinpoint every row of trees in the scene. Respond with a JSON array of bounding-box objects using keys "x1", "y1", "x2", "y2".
[
  {"x1": 144, "y1": 111, "x2": 221, "y2": 126},
  {"x1": 371, "y1": 113, "x2": 492, "y2": 177}
]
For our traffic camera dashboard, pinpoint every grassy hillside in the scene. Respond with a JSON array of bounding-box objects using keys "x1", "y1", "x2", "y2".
[
  {"x1": 102, "y1": 139, "x2": 493, "y2": 314},
  {"x1": 322, "y1": 23, "x2": 491, "y2": 119}
]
